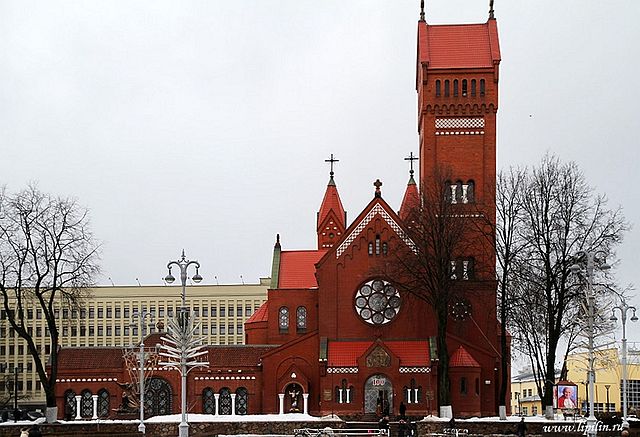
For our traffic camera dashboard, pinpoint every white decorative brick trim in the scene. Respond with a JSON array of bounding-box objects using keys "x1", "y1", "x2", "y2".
[
  {"x1": 195, "y1": 375, "x2": 256, "y2": 380},
  {"x1": 336, "y1": 204, "x2": 416, "y2": 258},
  {"x1": 399, "y1": 367, "x2": 431, "y2": 373},
  {"x1": 435, "y1": 131, "x2": 484, "y2": 136},
  {"x1": 435, "y1": 117, "x2": 484, "y2": 129},
  {"x1": 327, "y1": 367, "x2": 358, "y2": 374}
]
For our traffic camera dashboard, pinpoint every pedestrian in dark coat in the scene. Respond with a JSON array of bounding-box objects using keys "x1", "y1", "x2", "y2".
[{"x1": 516, "y1": 417, "x2": 526, "y2": 437}]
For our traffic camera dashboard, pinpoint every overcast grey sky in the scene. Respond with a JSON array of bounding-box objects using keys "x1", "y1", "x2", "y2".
[{"x1": 2, "y1": 1, "x2": 639, "y2": 332}]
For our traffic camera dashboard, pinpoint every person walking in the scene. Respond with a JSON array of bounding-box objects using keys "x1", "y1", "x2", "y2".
[{"x1": 516, "y1": 417, "x2": 527, "y2": 437}]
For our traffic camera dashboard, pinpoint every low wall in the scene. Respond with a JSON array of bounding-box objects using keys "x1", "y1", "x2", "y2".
[{"x1": 1, "y1": 418, "x2": 639, "y2": 437}]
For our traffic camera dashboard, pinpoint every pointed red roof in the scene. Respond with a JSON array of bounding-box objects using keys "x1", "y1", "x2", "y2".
[
  {"x1": 245, "y1": 301, "x2": 268, "y2": 324},
  {"x1": 317, "y1": 179, "x2": 346, "y2": 231},
  {"x1": 277, "y1": 250, "x2": 327, "y2": 289},
  {"x1": 399, "y1": 176, "x2": 420, "y2": 221},
  {"x1": 450, "y1": 345, "x2": 481, "y2": 367},
  {"x1": 418, "y1": 20, "x2": 501, "y2": 69}
]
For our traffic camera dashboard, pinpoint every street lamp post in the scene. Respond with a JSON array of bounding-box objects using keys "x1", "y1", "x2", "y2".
[
  {"x1": 604, "y1": 385, "x2": 610, "y2": 413},
  {"x1": 2, "y1": 364, "x2": 21, "y2": 422},
  {"x1": 131, "y1": 310, "x2": 154, "y2": 435},
  {"x1": 164, "y1": 251, "x2": 202, "y2": 437},
  {"x1": 610, "y1": 300, "x2": 638, "y2": 428},
  {"x1": 570, "y1": 250, "x2": 611, "y2": 437}
]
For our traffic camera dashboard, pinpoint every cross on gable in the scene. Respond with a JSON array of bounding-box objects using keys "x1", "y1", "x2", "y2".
[{"x1": 373, "y1": 179, "x2": 383, "y2": 198}]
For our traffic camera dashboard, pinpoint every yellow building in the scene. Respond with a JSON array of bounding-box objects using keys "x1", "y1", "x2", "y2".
[
  {"x1": 565, "y1": 346, "x2": 640, "y2": 414},
  {"x1": 0, "y1": 279, "x2": 269, "y2": 407},
  {"x1": 511, "y1": 368, "x2": 561, "y2": 416}
]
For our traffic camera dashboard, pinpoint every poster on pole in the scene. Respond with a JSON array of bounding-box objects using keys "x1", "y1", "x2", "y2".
[{"x1": 555, "y1": 383, "x2": 578, "y2": 409}]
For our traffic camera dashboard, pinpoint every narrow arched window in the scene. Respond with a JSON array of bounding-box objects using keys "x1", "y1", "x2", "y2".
[
  {"x1": 455, "y1": 181, "x2": 464, "y2": 203},
  {"x1": 203, "y1": 388, "x2": 215, "y2": 414},
  {"x1": 444, "y1": 180, "x2": 453, "y2": 203},
  {"x1": 368, "y1": 242, "x2": 374, "y2": 256},
  {"x1": 435, "y1": 80, "x2": 441, "y2": 97},
  {"x1": 382, "y1": 242, "x2": 388, "y2": 256},
  {"x1": 97, "y1": 388, "x2": 110, "y2": 418},
  {"x1": 296, "y1": 306, "x2": 307, "y2": 332},
  {"x1": 462, "y1": 79, "x2": 468, "y2": 96},
  {"x1": 375, "y1": 235, "x2": 381, "y2": 255},
  {"x1": 444, "y1": 80, "x2": 450, "y2": 97},
  {"x1": 279, "y1": 307, "x2": 289, "y2": 332},
  {"x1": 81, "y1": 389, "x2": 93, "y2": 418},
  {"x1": 466, "y1": 180, "x2": 475, "y2": 203},
  {"x1": 219, "y1": 388, "x2": 232, "y2": 415},
  {"x1": 480, "y1": 79, "x2": 486, "y2": 96},
  {"x1": 453, "y1": 79, "x2": 459, "y2": 97},
  {"x1": 236, "y1": 387, "x2": 248, "y2": 415},
  {"x1": 460, "y1": 377, "x2": 468, "y2": 395},
  {"x1": 471, "y1": 79, "x2": 477, "y2": 96},
  {"x1": 64, "y1": 390, "x2": 76, "y2": 419}
]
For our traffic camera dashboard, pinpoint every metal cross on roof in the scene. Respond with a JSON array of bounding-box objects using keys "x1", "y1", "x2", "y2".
[
  {"x1": 325, "y1": 153, "x2": 339, "y2": 177},
  {"x1": 420, "y1": 0, "x2": 425, "y2": 21},
  {"x1": 404, "y1": 152, "x2": 418, "y2": 177}
]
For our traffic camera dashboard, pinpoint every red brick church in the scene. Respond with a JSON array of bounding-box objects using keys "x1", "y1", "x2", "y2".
[{"x1": 54, "y1": 7, "x2": 506, "y2": 420}]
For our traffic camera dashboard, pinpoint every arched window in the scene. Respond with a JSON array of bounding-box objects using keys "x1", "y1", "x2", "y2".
[
  {"x1": 460, "y1": 377, "x2": 468, "y2": 395},
  {"x1": 336, "y1": 379, "x2": 353, "y2": 403},
  {"x1": 81, "y1": 389, "x2": 93, "y2": 418},
  {"x1": 453, "y1": 79, "x2": 459, "y2": 97},
  {"x1": 219, "y1": 387, "x2": 232, "y2": 415},
  {"x1": 444, "y1": 180, "x2": 453, "y2": 203},
  {"x1": 463, "y1": 258, "x2": 475, "y2": 280},
  {"x1": 471, "y1": 79, "x2": 477, "y2": 96},
  {"x1": 97, "y1": 388, "x2": 110, "y2": 418},
  {"x1": 235, "y1": 387, "x2": 248, "y2": 415},
  {"x1": 64, "y1": 390, "x2": 76, "y2": 420},
  {"x1": 203, "y1": 388, "x2": 215, "y2": 414},
  {"x1": 435, "y1": 80, "x2": 441, "y2": 96},
  {"x1": 466, "y1": 180, "x2": 475, "y2": 203},
  {"x1": 279, "y1": 306, "x2": 289, "y2": 332},
  {"x1": 368, "y1": 242, "x2": 374, "y2": 256},
  {"x1": 462, "y1": 79, "x2": 468, "y2": 96},
  {"x1": 375, "y1": 235, "x2": 381, "y2": 255},
  {"x1": 382, "y1": 242, "x2": 388, "y2": 256},
  {"x1": 455, "y1": 181, "x2": 463, "y2": 204},
  {"x1": 480, "y1": 79, "x2": 486, "y2": 96},
  {"x1": 444, "y1": 80, "x2": 450, "y2": 97},
  {"x1": 145, "y1": 377, "x2": 172, "y2": 417},
  {"x1": 296, "y1": 306, "x2": 307, "y2": 332}
]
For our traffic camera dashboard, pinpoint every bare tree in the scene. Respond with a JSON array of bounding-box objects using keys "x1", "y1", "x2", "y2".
[
  {"x1": 495, "y1": 167, "x2": 528, "y2": 410},
  {"x1": 0, "y1": 185, "x2": 100, "y2": 421},
  {"x1": 383, "y1": 168, "x2": 487, "y2": 408},
  {"x1": 504, "y1": 155, "x2": 627, "y2": 412}
]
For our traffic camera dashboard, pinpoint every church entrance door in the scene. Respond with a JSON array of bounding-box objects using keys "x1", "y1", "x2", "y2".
[{"x1": 364, "y1": 374, "x2": 393, "y2": 415}]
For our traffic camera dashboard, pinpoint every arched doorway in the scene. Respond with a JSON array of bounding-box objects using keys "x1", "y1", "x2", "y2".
[
  {"x1": 145, "y1": 377, "x2": 172, "y2": 417},
  {"x1": 364, "y1": 374, "x2": 393, "y2": 415}
]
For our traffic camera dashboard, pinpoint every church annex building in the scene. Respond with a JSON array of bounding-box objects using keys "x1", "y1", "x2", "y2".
[{"x1": 54, "y1": 9, "x2": 506, "y2": 420}]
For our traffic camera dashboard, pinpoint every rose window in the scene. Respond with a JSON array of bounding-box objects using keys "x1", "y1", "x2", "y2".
[{"x1": 355, "y1": 279, "x2": 401, "y2": 325}]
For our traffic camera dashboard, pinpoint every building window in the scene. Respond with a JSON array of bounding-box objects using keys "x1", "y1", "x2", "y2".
[
  {"x1": 368, "y1": 242, "x2": 374, "y2": 256},
  {"x1": 64, "y1": 390, "x2": 76, "y2": 419},
  {"x1": 480, "y1": 79, "x2": 486, "y2": 96},
  {"x1": 375, "y1": 235, "x2": 381, "y2": 255},
  {"x1": 211, "y1": 306, "x2": 217, "y2": 317},
  {"x1": 453, "y1": 79, "x2": 459, "y2": 97},
  {"x1": 447, "y1": 180, "x2": 475, "y2": 204},
  {"x1": 296, "y1": 306, "x2": 307, "y2": 332},
  {"x1": 219, "y1": 388, "x2": 232, "y2": 415},
  {"x1": 435, "y1": 80, "x2": 441, "y2": 97},
  {"x1": 203, "y1": 388, "x2": 215, "y2": 414},
  {"x1": 279, "y1": 307, "x2": 289, "y2": 332},
  {"x1": 462, "y1": 79, "x2": 468, "y2": 96},
  {"x1": 460, "y1": 377, "x2": 468, "y2": 395},
  {"x1": 355, "y1": 279, "x2": 401, "y2": 325},
  {"x1": 98, "y1": 389, "x2": 110, "y2": 417},
  {"x1": 382, "y1": 242, "x2": 388, "y2": 256},
  {"x1": 236, "y1": 387, "x2": 249, "y2": 415},
  {"x1": 444, "y1": 80, "x2": 450, "y2": 97},
  {"x1": 471, "y1": 79, "x2": 477, "y2": 96},
  {"x1": 237, "y1": 305, "x2": 243, "y2": 317},
  {"x1": 335, "y1": 379, "x2": 353, "y2": 404},
  {"x1": 404, "y1": 379, "x2": 422, "y2": 404},
  {"x1": 81, "y1": 389, "x2": 93, "y2": 418}
]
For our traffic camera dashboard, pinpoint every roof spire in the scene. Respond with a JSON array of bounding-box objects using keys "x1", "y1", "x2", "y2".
[
  {"x1": 489, "y1": 0, "x2": 495, "y2": 19},
  {"x1": 324, "y1": 153, "x2": 339, "y2": 186},
  {"x1": 419, "y1": 0, "x2": 425, "y2": 21},
  {"x1": 404, "y1": 152, "x2": 418, "y2": 185}
]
